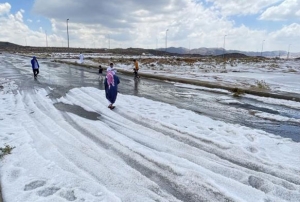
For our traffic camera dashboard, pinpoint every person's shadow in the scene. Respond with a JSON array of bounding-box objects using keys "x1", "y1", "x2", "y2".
[
  {"x1": 133, "y1": 79, "x2": 140, "y2": 95},
  {"x1": 34, "y1": 76, "x2": 41, "y2": 84},
  {"x1": 98, "y1": 74, "x2": 104, "y2": 81},
  {"x1": 98, "y1": 77, "x2": 104, "y2": 89}
]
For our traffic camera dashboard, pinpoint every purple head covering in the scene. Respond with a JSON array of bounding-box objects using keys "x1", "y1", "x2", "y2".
[{"x1": 106, "y1": 70, "x2": 114, "y2": 87}]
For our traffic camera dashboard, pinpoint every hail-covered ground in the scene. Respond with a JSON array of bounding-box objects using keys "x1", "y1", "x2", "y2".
[{"x1": 0, "y1": 53, "x2": 300, "y2": 202}]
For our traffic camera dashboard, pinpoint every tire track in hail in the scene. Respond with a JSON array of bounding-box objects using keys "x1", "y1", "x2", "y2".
[
  {"x1": 116, "y1": 108, "x2": 300, "y2": 186},
  {"x1": 60, "y1": 111, "x2": 236, "y2": 202},
  {"x1": 21, "y1": 90, "x2": 183, "y2": 202},
  {"x1": 59, "y1": 87, "x2": 300, "y2": 200},
  {"x1": 61, "y1": 88, "x2": 237, "y2": 202}
]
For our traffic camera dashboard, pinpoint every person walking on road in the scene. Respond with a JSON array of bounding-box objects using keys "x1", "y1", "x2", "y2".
[
  {"x1": 31, "y1": 56, "x2": 40, "y2": 78},
  {"x1": 104, "y1": 63, "x2": 120, "y2": 109},
  {"x1": 107, "y1": 62, "x2": 117, "y2": 75},
  {"x1": 133, "y1": 59, "x2": 139, "y2": 79},
  {"x1": 79, "y1": 52, "x2": 84, "y2": 63}
]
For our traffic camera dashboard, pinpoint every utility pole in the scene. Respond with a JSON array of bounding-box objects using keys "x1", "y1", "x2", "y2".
[
  {"x1": 261, "y1": 40, "x2": 265, "y2": 57},
  {"x1": 165, "y1": 29, "x2": 169, "y2": 53},
  {"x1": 66, "y1": 19, "x2": 69, "y2": 49},
  {"x1": 287, "y1": 44, "x2": 291, "y2": 59},
  {"x1": 223, "y1": 35, "x2": 227, "y2": 58},
  {"x1": 45, "y1": 30, "x2": 48, "y2": 47}
]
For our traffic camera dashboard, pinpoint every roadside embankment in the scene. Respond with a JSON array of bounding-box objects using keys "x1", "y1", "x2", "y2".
[{"x1": 54, "y1": 60, "x2": 300, "y2": 102}]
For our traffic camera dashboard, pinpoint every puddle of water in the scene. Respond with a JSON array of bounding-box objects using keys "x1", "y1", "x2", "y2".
[
  {"x1": 228, "y1": 103, "x2": 280, "y2": 114},
  {"x1": 54, "y1": 102, "x2": 100, "y2": 121},
  {"x1": 255, "y1": 122, "x2": 300, "y2": 142}
]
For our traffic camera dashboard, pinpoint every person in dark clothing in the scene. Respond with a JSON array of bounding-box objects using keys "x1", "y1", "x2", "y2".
[
  {"x1": 31, "y1": 56, "x2": 40, "y2": 78},
  {"x1": 133, "y1": 59, "x2": 139, "y2": 79},
  {"x1": 99, "y1": 65, "x2": 103, "y2": 74},
  {"x1": 104, "y1": 63, "x2": 120, "y2": 109},
  {"x1": 98, "y1": 65, "x2": 103, "y2": 79}
]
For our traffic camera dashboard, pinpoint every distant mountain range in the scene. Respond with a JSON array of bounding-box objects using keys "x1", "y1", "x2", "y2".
[
  {"x1": 159, "y1": 47, "x2": 299, "y2": 58},
  {"x1": 0, "y1": 41, "x2": 299, "y2": 58},
  {"x1": 0, "y1": 41, "x2": 22, "y2": 48}
]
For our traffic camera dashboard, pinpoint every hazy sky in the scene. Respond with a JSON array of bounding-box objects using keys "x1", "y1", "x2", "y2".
[{"x1": 0, "y1": 0, "x2": 299, "y2": 52}]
